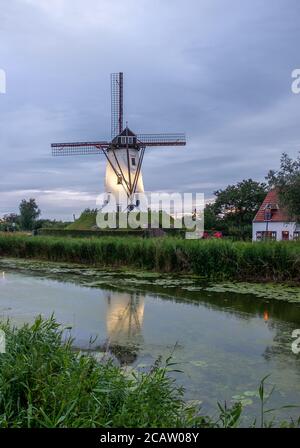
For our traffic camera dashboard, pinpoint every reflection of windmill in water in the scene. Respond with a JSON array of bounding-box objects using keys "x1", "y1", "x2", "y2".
[{"x1": 105, "y1": 291, "x2": 144, "y2": 364}]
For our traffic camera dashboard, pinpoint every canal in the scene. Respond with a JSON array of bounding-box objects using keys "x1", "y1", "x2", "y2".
[{"x1": 1, "y1": 258, "x2": 300, "y2": 424}]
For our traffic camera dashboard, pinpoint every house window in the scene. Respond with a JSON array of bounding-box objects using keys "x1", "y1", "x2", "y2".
[
  {"x1": 262, "y1": 231, "x2": 277, "y2": 241},
  {"x1": 128, "y1": 136, "x2": 133, "y2": 145},
  {"x1": 131, "y1": 157, "x2": 136, "y2": 166},
  {"x1": 256, "y1": 231, "x2": 262, "y2": 241},
  {"x1": 294, "y1": 231, "x2": 300, "y2": 241},
  {"x1": 257, "y1": 231, "x2": 277, "y2": 241},
  {"x1": 282, "y1": 231, "x2": 289, "y2": 241}
]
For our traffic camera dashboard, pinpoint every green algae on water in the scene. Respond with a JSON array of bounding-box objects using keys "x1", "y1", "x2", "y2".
[{"x1": 205, "y1": 283, "x2": 300, "y2": 303}]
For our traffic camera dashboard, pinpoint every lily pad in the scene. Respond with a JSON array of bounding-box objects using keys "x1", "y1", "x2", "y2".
[
  {"x1": 205, "y1": 282, "x2": 300, "y2": 303},
  {"x1": 190, "y1": 360, "x2": 208, "y2": 368}
]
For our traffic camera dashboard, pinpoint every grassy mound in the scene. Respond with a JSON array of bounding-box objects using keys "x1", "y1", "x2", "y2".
[
  {"x1": 67, "y1": 209, "x2": 176, "y2": 231},
  {"x1": 67, "y1": 210, "x2": 97, "y2": 230}
]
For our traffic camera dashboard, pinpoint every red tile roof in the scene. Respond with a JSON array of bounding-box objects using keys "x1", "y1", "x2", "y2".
[{"x1": 253, "y1": 190, "x2": 291, "y2": 222}]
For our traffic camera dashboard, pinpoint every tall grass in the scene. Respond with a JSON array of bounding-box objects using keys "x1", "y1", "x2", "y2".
[
  {"x1": 0, "y1": 316, "x2": 199, "y2": 428},
  {"x1": 0, "y1": 233, "x2": 300, "y2": 281}
]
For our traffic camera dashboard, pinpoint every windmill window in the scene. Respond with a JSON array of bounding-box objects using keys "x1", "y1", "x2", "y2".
[
  {"x1": 117, "y1": 175, "x2": 122, "y2": 184},
  {"x1": 120, "y1": 136, "x2": 134, "y2": 145},
  {"x1": 131, "y1": 157, "x2": 136, "y2": 166}
]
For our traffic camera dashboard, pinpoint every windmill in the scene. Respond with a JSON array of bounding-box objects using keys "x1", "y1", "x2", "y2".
[{"x1": 51, "y1": 72, "x2": 186, "y2": 211}]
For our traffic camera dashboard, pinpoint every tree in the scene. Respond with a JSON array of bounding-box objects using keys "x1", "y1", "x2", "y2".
[
  {"x1": 0, "y1": 214, "x2": 20, "y2": 232},
  {"x1": 266, "y1": 152, "x2": 300, "y2": 220},
  {"x1": 19, "y1": 199, "x2": 41, "y2": 230},
  {"x1": 213, "y1": 179, "x2": 268, "y2": 227},
  {"x1": 204, "y1": 203, "x2": 219, "y2": 230}
]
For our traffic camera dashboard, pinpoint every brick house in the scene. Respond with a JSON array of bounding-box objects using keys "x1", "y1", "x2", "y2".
[{"x1": 252, "y1": 190, "x2": 300, "y2": 241}]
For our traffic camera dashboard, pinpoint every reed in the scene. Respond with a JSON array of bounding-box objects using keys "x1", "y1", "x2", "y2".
[
  {"x1": 0, "y1": 233, "x2": 299, "y2": 281},
  {"x1": 0, "y1": 316, "x2": 198, "y2": 427}
]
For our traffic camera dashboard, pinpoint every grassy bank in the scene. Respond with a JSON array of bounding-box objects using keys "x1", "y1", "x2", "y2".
[{"x1": 0, "y1": 234, "x2": 300, "y2": 281}]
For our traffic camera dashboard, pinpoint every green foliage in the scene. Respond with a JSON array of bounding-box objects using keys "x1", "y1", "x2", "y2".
[
  {"x1": 0, "y1": 317, "x2": 199, "y2": 428},
  {"x1": 0, "y1": 234, "x2": 300, "y2": 282},
  {"x1": 67, "y1": 209, "x2": 98, "y2": 230},
  {"x1": 204, "y1": 203, "x2": 218, "y2": 230},
  {"x1": 37, "y1": 229, "x2": 145, "y2": 238},
  {"x1": 67, "y1": 209, "x2": 176, "y2": 231},
  {"x1": 33, "y1": 219, "x2": 71, "y2": 231},
  {"x1": 213, "y1": 179, "x2": 268, "y2": 226},
  {"x1": 19, "y1": 199, "x2": 41, "y2": 231},
  {"x1": 0, "y1": 214, "x2": 20, "y2": 232},
  {"x1": 203, "y1": 179, "x2": 267, "y2": 239},
  {"x1": 267, "y1": 152, "x2": 300, "y2": 220}
]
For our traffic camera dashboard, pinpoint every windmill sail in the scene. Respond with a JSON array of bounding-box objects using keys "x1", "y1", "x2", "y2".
[
  {"x1": 51, "y1": 72, "x2": 186, "y2": 212},
  {"x1": 51, "y1": 141, "x2": 109, "y2": 156},
  {"x1": 111, "y1": 72, "x2": 123, "y2": 139},
  {"x1": 136, "y1": 133, "x2": 186, "y2": 146}
]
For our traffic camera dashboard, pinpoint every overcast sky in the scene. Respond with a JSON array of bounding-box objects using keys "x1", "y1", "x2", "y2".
[{"x1": 0, "y1": 0, "x2": 300, "y2": 219}]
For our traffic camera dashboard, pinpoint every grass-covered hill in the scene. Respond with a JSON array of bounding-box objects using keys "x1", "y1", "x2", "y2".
[
  {"x1": 67, "y1": 209, "x2": 98, "y2": 230},
  {"x1": 67, "y1": 209, "x2": 176, "y2": 231}
]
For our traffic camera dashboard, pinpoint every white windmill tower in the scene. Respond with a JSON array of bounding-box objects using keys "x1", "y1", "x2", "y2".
[{"x1": 52, "y1": 72, "x2": 186, "y2": 211}]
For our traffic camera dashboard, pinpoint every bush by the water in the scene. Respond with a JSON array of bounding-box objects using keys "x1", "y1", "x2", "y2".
[
  {"x1": 0, "y1": 316, "x2": 199, "y2": 428},
  {"x1": 0, "y1": 234, "x2": 300, "y2": 281}
]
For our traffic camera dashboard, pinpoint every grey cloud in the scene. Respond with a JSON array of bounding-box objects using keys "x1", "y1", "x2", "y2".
[{"x1": 1, "y1": 0, "x2": 300, "y2": 219}]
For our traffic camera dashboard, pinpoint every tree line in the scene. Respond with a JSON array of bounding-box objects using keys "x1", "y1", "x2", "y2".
[{"x1": 0, "y1": 199, "x2": 69, "y2": 232}]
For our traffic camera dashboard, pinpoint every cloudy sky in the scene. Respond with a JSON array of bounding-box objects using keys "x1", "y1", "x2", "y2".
[{"x1": 0, "y1": 0, "x2": 300, "y2": 219}]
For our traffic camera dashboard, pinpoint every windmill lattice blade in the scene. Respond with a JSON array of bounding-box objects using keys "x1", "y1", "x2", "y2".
[
  {"x1": 51, "y1": 141, "x2": 109, "y2": 156},
  {"x1": 136, "y1": 133, "x2": 186, "y2": 146},
  {"x1": 111, "y1": 72, "x2": 123, "y2": 139}
]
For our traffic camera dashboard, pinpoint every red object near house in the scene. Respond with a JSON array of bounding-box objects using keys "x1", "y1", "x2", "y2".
[
  {"x1": 202, "y1": 231, "x2": 223, "y2": 239},
  {"x1": 213, "y1": 231, "x2": 223, "y2": 239}
]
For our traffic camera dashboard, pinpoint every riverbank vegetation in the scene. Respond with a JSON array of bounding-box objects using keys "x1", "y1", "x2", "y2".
[
  {"x1": 0, "y1": 316, "x2": 198, "y2": 428},
  {"x1": 0, "y1": 316, "x2": 299, "y2": 428},
  {"x1": 0, "y1": 234, "x2": 299, "y2": 282}
]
